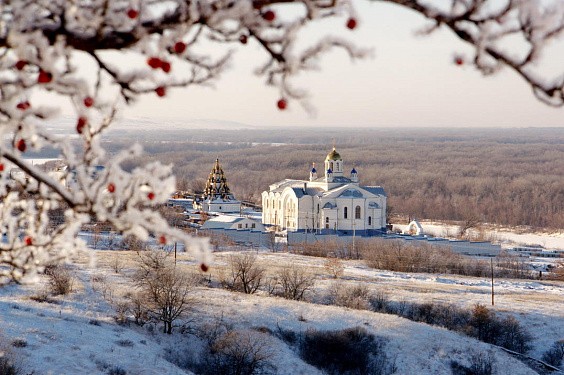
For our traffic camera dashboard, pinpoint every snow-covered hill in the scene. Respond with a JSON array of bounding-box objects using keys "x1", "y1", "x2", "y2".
[{"x1": 0, "y1": 249, "x2": 562, "y2": 374}]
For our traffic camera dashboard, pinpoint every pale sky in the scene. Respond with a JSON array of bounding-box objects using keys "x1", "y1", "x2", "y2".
[{"x1": 122, "y1": 1, "x2": 564, "y2": 128}]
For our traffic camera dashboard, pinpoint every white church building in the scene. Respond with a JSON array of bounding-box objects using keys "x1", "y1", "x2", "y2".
[{"x1": 261, "y1": 148, "x2": 387, "y2": 236}]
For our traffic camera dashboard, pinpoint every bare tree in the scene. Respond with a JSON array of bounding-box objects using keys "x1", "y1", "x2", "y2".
[
  {"x1": 277, "y1": 265, "x2": 315, "y2": 301},
  {"x1": 324, "y1": 257, "x2": 345, "y2": 279},
  {"x1": 134, "y1": 251, "x2": 195, "y2": 334},
  {"x1": 459, "y1": 215, "x2": 480, "y2": 239},
  {"x1": 224, "y1": 253, "x2": 265, "y2": 294}
]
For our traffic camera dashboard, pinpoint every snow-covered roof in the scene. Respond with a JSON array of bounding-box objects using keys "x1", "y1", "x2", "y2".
[
  {"x1": 201, "y1": 215, "x2": 265, "y2": 230},
  {"x1": 290, "y1": 186, "x2": 324, "y2": 198},
  {"x1": 206, "y1": 215, "x2": 244, "y2": 223},
  {"x1": 363, "y1": 186, "x2": 387, "y2": 197},
  {"x1": 339, "y1": 189, "x2": 364, "y2": 198}
]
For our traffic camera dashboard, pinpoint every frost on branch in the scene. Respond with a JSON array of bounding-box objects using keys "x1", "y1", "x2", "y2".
[
  {"x1": 388, "y1": 0, "x2": 564, "y2": 106},
  {"x1": 0, "y1": 0, "x2": 562, "y2": 283},
  {"x1": 0, "y1": 0, "x2": 361, "y2": 283}
]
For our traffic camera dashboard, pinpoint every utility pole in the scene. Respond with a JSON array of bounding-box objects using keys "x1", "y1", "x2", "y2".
[
  {"x1": 490, "y1": 257, "x2": 494, "y2": 306},
  {"x1": 352, "y1": 219, "x2": 356, "y2": 259}
]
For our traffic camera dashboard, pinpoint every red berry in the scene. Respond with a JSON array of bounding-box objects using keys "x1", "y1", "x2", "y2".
[
  {"x1": 263, "y1": 10, "x2": 275, "y2": 22},
  {"x1": 147, "y1": 192, "x2": 155, "y2": 200},
  {"x1": 277, "y1": 98, "x2": 287, "y2": 110},
  {"x1": 346, "y1": 18, "x2": 357, "y2": 30},
  {"x1": 147, "y1": 57, "x2": 162, "y2": 69},
  {"x1": 107, "y1": 183, "x2": 116, "y2": 193},
  {"x1": 0, "y1": 163, "x2": 4, "y2": 172},
  {"x1": 174, "y1": 41, "x2": 186, "y2": 54},
  {"x1": 15, "y1": 60, "x2": 27, "y2": 70},
  {"x1": 454, "y1": 56, "x2": 464, "y2": 66},
  {"x1": 127, "y1": 8, "x2": 138, "y2": 19},
  {"x1": 200, "y1": 263, "x2": 209, "y2": 272},
  {"x1": 239, "y1": 35, "x2": 248, "y2": 44},
  {"x1": 76, "y1": 117, "x2": 87, "y2": 134},
  {"x1": 24, "y1": 236, "x2": 33, "y2": 246},
  {"x1": 16, "y1": 101, "x2": 30, "y2": 111},
  {"x1": 155, "y1": 86, "x2": 166, "y2": 97},
  {"x1": 16, "y1": 139, "x2": 26, "y2": 152},
  {"x1": 159, "y1": 235, "x2": 167, "y2": 245},
  {"x1": 161, "y1": 61, "x2": 171, "y2": 73},
  {"x1": 37, "y1": 70, "x2": 52, "y2": 84},
  {"x1": 83, "y1": 97, "x2": 94, "y2": 107}
]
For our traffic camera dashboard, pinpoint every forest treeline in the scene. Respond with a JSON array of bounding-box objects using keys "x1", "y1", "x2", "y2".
[{"x1": 104, "y1": 127, "x2": 564, "y2": 229}]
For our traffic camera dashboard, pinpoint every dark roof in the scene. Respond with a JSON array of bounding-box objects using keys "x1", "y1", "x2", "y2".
[
  {"x1": 363, "y1": 186, "x2": 387, "y2": 197},
  {"x1": 339, "y1": 189, "x2": 363, "y2": 198},
  {"x1": 291, "y1": 187, "x2": 324, "y2": 198}
]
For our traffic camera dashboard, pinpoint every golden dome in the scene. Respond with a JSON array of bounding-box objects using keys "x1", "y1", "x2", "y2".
[{"x1": 325, "y1": 147, "x2": 342, "y2": 161}]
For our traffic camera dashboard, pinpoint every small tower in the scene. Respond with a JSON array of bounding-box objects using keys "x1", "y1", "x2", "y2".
[
  {"x1": 350, "y1": 167, "x2": 359, "y2": 183},
  {"x1": 325, "y1": 168, "x2": 333, "y2": 182},
  {"x1": 325, "y1": 147, "x2": 343, "y2": 178},
  {"x1": 309, "y1": 163, "x2": 318, "y2": 181},
  {"x1": 203, "y1": 158, "x2": 232, "y2": 200},
  {"x1": 195, "y1": 158, "x2": 241, "y2": 213}
]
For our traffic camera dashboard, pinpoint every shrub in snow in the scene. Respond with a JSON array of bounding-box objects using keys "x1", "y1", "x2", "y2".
[
  {"x1": 300, "y1": 326, "x2": 395, "y2": 375},
  {"x1": 329, "y1": 282, "x2": 372, "y2": 310},
  {"x1": 274, "y1": 265, "x2": 315, "y2": 301},
  {"x1": 369, "y1": 290, "x2": 391, "y2": 312},
  {"x1": 9, "y1": 339, "x2": 26, "y2": 348},
  {"x1": 450, "y1": 350, "x2": 495, "y2": 375},
  {"x1": 197, "y1": 329, "x2": 274, "y2": 375},
  {"x1": 323, "y1": 257, "x2": 345, "y2": 279},
  {"x1": 222, "y1": 253, "x2": 265, "y2": 294},
  {"x1": 0, "y1": 356, "x2": 21, "y2": 375},
  {"x1": 45, "y1": 265, "x2": 74, "y2": 295},
  {"x1": 542, "y1": 340, "x2": 564, "y2": 368},
  {"x1": 466, "y1": 304, "x2": 531, "y2": 353},
  {"x1": 107, "y1": 366, "x2": 127, "y2": 375},
  {"x1": 111, "y1": 255, "x2": 124, "y2": 274},
  {"x1": 120, "y1": 236, "x2": 149, "y2": 251}
]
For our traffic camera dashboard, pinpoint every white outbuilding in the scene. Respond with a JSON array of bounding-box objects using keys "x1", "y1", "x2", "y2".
[{"x1": 202, "y1": 216, "x2": 265, "y2": 231}]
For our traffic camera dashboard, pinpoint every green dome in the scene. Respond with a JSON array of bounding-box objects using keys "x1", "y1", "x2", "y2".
[{"x1": 325, "y1": 147, "x2": 342, "y2": 161}]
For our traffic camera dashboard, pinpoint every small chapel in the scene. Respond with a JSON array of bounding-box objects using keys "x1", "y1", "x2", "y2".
[
  {"x1": 261, "y1": 147, "x2": 387, "y2": 235},
  {"x1": 193, "y1": 159, "x2": 241, "y2": 213}
]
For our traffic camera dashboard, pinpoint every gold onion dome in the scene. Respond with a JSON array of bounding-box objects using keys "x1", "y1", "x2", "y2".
[{"x1": 325, "y1": 147, "x2": 342, "y2": 161}]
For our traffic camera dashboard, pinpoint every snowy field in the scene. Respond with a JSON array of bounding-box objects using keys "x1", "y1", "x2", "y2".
[
  {"x1": 396, "y1": 221, "x2": 564, "y2": 251},
  {"x1": 0, "y1": 247, "x2": 562, "y2": 374}
]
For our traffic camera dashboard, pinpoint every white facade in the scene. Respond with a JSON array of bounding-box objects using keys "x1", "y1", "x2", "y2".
[
  {"x1": 261, "y1": 148, "x2": 387, "y2": 235},
  {"x1": 202, "y1": 216, "x2": 265, "y2": 231}
]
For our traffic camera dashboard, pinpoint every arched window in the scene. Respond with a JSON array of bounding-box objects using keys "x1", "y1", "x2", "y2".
[
  {"x1": 368, "y1": 216, "x2": 372, "y2": 226},
  {"x1": 344, "y1": 207, "x2": 348, "y2": 219},
  {"x1": 355, "y1": 205, "x2": 361, "y2": 219},
  {"x1": 325, "y1": 217, "x2": 329, "y2": 223},
  {"x1": 317, "y1": 204, "x2": 320, "y2": 213}
]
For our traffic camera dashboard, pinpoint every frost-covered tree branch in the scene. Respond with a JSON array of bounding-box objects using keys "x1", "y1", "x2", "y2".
[
  {"x1": 380, "y1": 0, "x2": 564, "y2": 106},
  {"x1": 0, "y1": 0, "x2": 562, "y2": 283}
]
